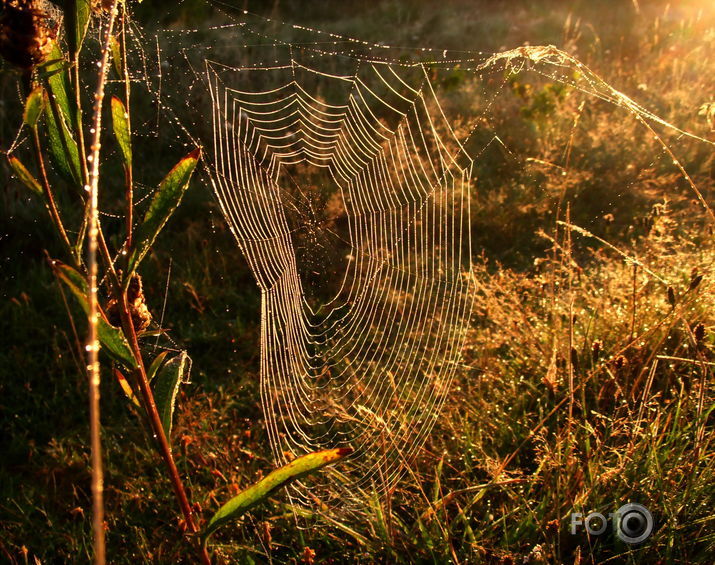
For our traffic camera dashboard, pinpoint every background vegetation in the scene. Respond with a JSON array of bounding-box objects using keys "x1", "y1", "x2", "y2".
[{"x1": 1, "y1": 0, "x2": 713, "y2": 563}]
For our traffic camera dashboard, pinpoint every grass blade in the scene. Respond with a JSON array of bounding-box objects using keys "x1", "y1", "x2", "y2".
[
  {"x1": 147, "y1": 350, "x2": 170, "y2": 382},
  {"x1": 127, "y1": 148, "x2": 200, "y2": 277},
  {"x1": 113, "y1": 368, "x2": 140, "y2": 407},
  {"x1": 203, "y1": 447, "x2": 353, "y2": 541}
]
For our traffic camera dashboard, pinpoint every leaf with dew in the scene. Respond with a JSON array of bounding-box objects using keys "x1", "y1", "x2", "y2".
[
  {"x1": 41, "y1": 42, "x2": 75, "y2": 128},
  {"x1": 43, "y1": 91, "x2": 81, "y2": 185},
  {"x1": 203, "y1": 447, "x2": 353, "y2": 541},
  {"x1": 64, "y1": 0, "x2": 92, "y2": 58},
  {"x1": 153, "y1": 351, "x2": 191, "y2": 441},
  {"x1": 23, "y1": 86, "x2": 45, "y2": 128},
  {"x1": 8, "y1": 156, "x2": 43, "y2": 196},
  {"x1": 111, "y1": 96, "x2": 132, "y2": 167},
  {"x1": 127, "y1": 148, "x2": 200, "y2": 278}
]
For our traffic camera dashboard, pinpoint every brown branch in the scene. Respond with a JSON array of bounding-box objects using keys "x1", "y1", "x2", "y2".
[{"x1": 116, "y1": 299, "x2": 211, "y2": 565}]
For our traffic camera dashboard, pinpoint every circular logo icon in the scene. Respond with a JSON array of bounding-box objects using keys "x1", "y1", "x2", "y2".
[{"x1": 615, "y1": 503, "x2": 654, "y2": 544}]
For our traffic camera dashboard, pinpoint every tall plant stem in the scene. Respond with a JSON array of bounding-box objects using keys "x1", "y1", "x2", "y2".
[
  {"x1": 85, "y1": 3, "x2": 120, "y2": 563},
  {"x1": 116, "y1": 302, "x2": 211, "y2": 565},
  {"x1": 72, "y1": 51, "x2": 90, "y2": 190},
  {"x1": 120, "y1": 7, "x2": 134, "y2": 251},
  {"x1": 82, "y1": 7, "x2": 208, "y2": 561},
  {"x1": 77, "y1": 4, "x2": 209, "y2": 561}
]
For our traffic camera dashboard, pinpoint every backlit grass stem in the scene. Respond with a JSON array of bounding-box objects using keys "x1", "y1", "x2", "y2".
[{"x1": 86, "y1": 3, "x2": 120, "y2": 563}]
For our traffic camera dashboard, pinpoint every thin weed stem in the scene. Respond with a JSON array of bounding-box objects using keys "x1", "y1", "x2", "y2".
[
  {"x1": 30, "y1": 126, "x2": 75, "y2": 265},
  {"x1": 86, "y1": 3, "x2": 120, "y2": 563}
]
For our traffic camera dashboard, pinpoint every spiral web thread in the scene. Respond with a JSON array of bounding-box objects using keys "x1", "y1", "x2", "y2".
[
  {"x1": 140, "y1": 10, "x2": 714, "y2": 508},
  {"x1": 205, "y1": 53, "x2": 476, "y2": 503}
]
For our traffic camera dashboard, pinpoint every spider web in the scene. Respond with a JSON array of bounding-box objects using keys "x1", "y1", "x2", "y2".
[
  {"x1": 119, "y1": 8, "x2": 714, "y2": 509},
  {"x1": 203, "y1": 45, "x2": 476, "y2": 504}
]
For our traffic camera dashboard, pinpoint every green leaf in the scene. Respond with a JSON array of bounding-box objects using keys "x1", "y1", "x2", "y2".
[
  {"x1": 127, "y1": 148, "x2": 200, "y2": 277},
  {"x1": 53, "y1": 262, "x2": 138, "y2": 369},
  {"x1": 111, "y1": 96, "x2": 132, "y2": 167},
  {"x1": 153, "y1": 351, "x2": 191, "y2": 441},
  {"x1": 110, "y1": 34, "x2": 122, "y2": 78},
  {"x1": 147, "y1": 350, "x2": 170, "y2": 382},
  {"x1": 113, "y1": 367, "x2": 140, "y2": 406},
  {"x1": 44, "y1": 91, "x2": 82, "y2": 185},
  {"x1": 42, "y1": 42, "x2": 75, "y2": 127},
  {"x1": 203, "y1": 447, "x2": 353, "y2": 541},
  {"x1": 8, "y1": 156, "x2": 43, "y2": 196},
  {"x1": 64, "y1": 0, "x2": 92, "y2": 58},
  {"x1": 23, "y1": 86, "x2": 45, "y2": 128}
]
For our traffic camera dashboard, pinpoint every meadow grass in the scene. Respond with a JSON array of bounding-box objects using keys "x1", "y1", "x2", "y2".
[{"x1": 1, "y1": 1, "x2": 713, "y2": 563}]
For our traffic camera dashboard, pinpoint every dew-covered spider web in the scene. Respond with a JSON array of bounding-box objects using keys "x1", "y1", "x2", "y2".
[
  {"x1": 191, "y1": 28, "x2": 476, "y2": 506},
  {"x1": 117, "y1": 8, "x2": 714, "y2": 510}
]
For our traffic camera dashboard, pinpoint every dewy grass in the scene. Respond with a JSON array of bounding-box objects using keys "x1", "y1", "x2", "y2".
[{"x1": 1, "y1": 1, "x2": 714, "y2": 563}]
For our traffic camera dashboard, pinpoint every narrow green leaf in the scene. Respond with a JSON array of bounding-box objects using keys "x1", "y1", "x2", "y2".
[
  {"x1": 110, "y1": 34, "x2": 122, "y2": 78},
  {"x1": 114, "y1": 367, "x2": 140, "y2": 407},
  {"x1": 23, "y1": 86, "x2": 45, "y2": 128},
  {"x1": 54, "y1": 262, "x2": 138, "y2": 369},
  {"x1": 153, "y1": 351, "x2": 191, "y2": 441},
  {"x1": 8, "y1": 156, "x2": 43, "y2": 196},
  {"x1": 42, "y1": 42, "x2": 75, "y2": 126},
  {"x1": 127, "y1": 148, "x2": 200, "y2": 276},
  {"x1": 431, "y1": 457, "x2": 444, "y2": 504},
  {"x1": 64, "y1": 0, "x2": 92, "y2": 58},
  {"x1": 204, "y1": 447, "x2": 353, "y2": 540},
  {"x1": 44, "y1": 91, "x2": 82, "y2": 185},
  {"x1": 111, "y1": 96, "x2": 132, "y2": 167},
  {"x1": 36, "y1": 58, "x2": 70, "y2": 81},
  {"x1": 147, "y1": 350, "x2": 170, "y2": 382}
]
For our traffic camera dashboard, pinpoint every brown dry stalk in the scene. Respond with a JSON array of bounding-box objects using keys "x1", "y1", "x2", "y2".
[{"x1": 86, "y1": 3, "x2": 120, "y2": 563}]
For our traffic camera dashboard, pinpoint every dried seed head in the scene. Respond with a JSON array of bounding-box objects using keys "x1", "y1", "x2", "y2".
[
  {"x1": 0, "y1": 0, "x2": 57, "y2": 69},
  {"x1": 545, "y1": 519, "x2": 560, "y2": 537},
  {"x1": 106, "y1": 273, "x2": 152, "y2": 332},
  {"x1": 666, "y1": 286, "x2": 676, "y2": 307},
  {"x1": 614, "y1": 355, "x2": 627, "y2": 370},
  {"x1": 91, "y1": 0, "x2": 115, "y2": 14},
  {"x1": 260, "y1": 521, "x2": 272, "y2": 546},
  {"x1": 689, "y1": 274, "x2": 703, "y2": 291},
  {"x1": 694, "y1": 323, "x2": 706, "y2": 342},
  {"x1": 591, "y1": 340, "x2": 602, "y2": 361}
]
